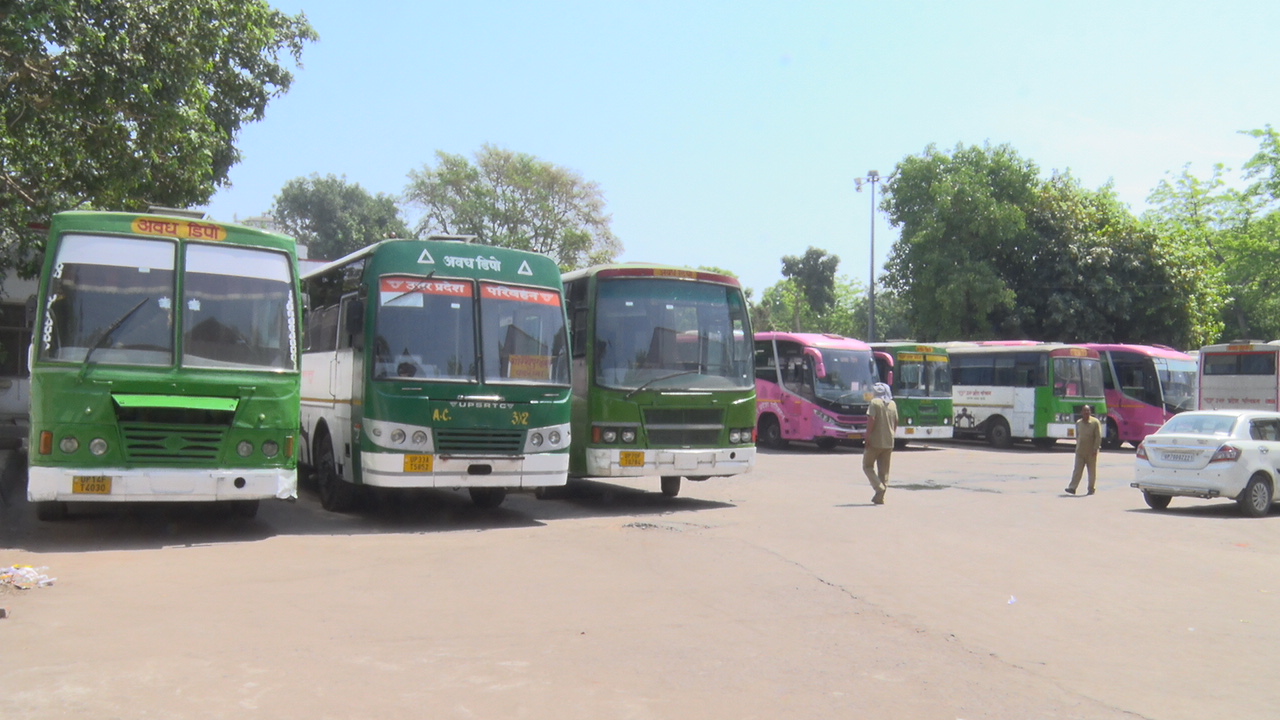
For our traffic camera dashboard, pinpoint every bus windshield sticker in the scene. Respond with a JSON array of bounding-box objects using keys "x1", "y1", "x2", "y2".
[{"x1": 481, "y1": 284, "x2": 561, "y2": 306}]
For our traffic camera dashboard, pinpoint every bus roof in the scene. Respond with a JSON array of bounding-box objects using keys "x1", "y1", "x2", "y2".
[
  {"x1": 1083, "y1": 343, "x2": 1197, "y2": 360},
  {"x1": 947, "y1": 342, "x2": 1100, "y2": 358},
  {"x1": 1200, "y1": 341, "x2": 1280, "y2": 354},
  {"x1": 754, "y1": 331, "x2": 872, "y2": 351},
  {"x1": 868, "y1": 342, "x2": 948, "y2": 354},
  {"x1": 562, "y1": 263, "x2": 741, "y2": 288},
  {"x1": 49, "y1": 210, "x2": 297, "y2": 254},
  {"x1": 302, "y1": 237, "x2": 562, "y2": 287}
]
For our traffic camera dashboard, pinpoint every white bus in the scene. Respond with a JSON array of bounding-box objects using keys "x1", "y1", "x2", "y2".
[{"x1": 1198, "y1": 342, "x2": 1280, "y2": 410}]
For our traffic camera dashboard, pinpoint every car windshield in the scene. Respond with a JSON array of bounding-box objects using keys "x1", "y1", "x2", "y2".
[
  {"x1": 479, "y1": 282, "x2": 569, "y2": 386},
  {"x1": 594, "y1": 277, "x2": 753, "y2": 391},
  {"x1": 814, "y1": 348, "x2": 878, "y2": 403},
  {"x1": 1159, "y1": 414, "x2": 1239, "y2": 437},
  {"x1": 40, "y1": 233, "x2": 177, "y2": 366},
  {"x1": 182, "y1": 244, "x2": 297, "y2": 370},
  {"x1": 373, "y1": 276, "x2": 476, "y2": 382}
]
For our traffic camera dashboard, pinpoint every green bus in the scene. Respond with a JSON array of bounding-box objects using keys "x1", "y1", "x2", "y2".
[
  {"x1": 28, "y1": 210, "x2": 301, "y2": 520},
  {"x1": 300, "y1": 237, "x2": 570, "y2": 510},
  {"x1": 869, "y1": 342, "x2": 954, "y2": 445},
  {"x1": 946, "y1": 342, "x2": 1108, "y2": 449},
  {"x1": 561, "y1": 265, "x2": 756, "y2": 497}
]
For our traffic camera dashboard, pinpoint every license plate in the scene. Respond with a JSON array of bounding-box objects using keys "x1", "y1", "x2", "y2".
[
  {"x1": 1162, "y1": 452, "x2": 1195, "y2": 462},
  {"x1": 619, "y1": 451, "x2": 645, "y2": 467},
  {"x1": 904, "y1": 427, "x2": 916, "y2": 435},
  {"x1": 72, "y1": 476, "x2": 112, "y2": 494},
  {"x1": 403, "y1": 454, "x2": 434, "y2": 472}
]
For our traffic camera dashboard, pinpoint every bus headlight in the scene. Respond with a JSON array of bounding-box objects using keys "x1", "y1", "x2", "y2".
[
  {"x1": 412, "y1": 431, "x2": 429, "y2": 446},
  {"x1": 237, "y1": 440, "x2": 254, "y2": 457},
  {"x1": 530, "y1": 432, "x2": 544, "y2": 447},
  {"x1": 729, "y1": 429, "x2": 742, "y2": 444},
  {"x1": 391, "y1": 429, "x2": 406, "y2": 444},
  {"x1": 89, "y1": 438, "x2": 108, "y2": 456},
  {"x1": 620, "y1": 429, "x2": 636, "y2": 443},
  {"x1": 59, "y1": 436, "x2": 79, "y2": 454},
  {"x1": 602, "y1": 429, "x2": 618, "y2": 443},
  {"x1": 549, "y1": 430, "x2": 562, "y2": 445},
  {"x1": 262, "y1": 440, "x2": 280, "y2": 458}
]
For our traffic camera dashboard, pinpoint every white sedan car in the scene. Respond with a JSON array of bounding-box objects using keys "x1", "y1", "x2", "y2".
[{"x1": 1132, "y1": 410, "x2": 1280, "y2": 517}]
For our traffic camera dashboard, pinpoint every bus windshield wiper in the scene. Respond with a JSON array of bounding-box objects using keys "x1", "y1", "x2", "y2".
[
  {"x1": 625, "y1": 369, "x2": 701, "y2": 399},
  {"x1": 79, "y1": 297, "x2": 149, "y2": 377}
]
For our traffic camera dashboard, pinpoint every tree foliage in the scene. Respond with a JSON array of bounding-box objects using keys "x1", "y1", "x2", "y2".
[
  {"x1": 271, "y1": 174, "x2": 409, "y2": 261},
  {"x1": 883, "y1": 142, "x2": 1217, "y2": 347},
  {"x1": 404, "y1": 145, "x2": 621, "y2": 270},
  {"x1": 0, "y1": 0, "x2": 317, "y2": 278}
]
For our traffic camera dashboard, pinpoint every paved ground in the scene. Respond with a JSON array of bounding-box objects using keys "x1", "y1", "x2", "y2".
[{"x1": 1, "y1": 439, "x2": 1277, "y2": 719}]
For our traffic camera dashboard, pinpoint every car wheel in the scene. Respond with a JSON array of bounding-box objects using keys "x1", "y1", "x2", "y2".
[
  {"x1": 987, "y1": 417, "x2": 1013, "y2": 449},
  {"x1": 1238, "y1": 473, "x2": 1273, "y2": 518},
  {"x1": 660, "y1": 476, "x2": 681, "y2": 497},
  {"x1": 1143, "y1": 491, "x2": 1172, "y2": 510}
]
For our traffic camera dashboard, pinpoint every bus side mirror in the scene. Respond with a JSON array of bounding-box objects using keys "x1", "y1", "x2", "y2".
[
  {"x1": 804, "y1": 347, "x2": 826, "y2": 379},
  {"x1": 345, "y1": 299, "x2": 365, "y2": 350}
]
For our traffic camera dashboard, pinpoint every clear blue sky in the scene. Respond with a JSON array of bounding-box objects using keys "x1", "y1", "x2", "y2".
[{"x1": 203, "y1": 0, "x2": 1280, "y2": 296}]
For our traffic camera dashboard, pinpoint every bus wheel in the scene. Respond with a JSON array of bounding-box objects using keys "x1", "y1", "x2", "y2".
[
  {"x1": 315, "y1": 432, "x2": 358, "y2": 513},
  {"x1": 987, "y1": 417, "x2": 1013, "y2": 449},
  {"x1": 660, "y1": 476, "x2": 681, "y2": 497},
  {"x1": 1103, "y1": 418, "x2": 1121, "y2": 450},
  {"x1": 758, "y1": 415, "x2": 788, "y2": 450},
  {"x1": 229, "y1": 500, "x2": 259, "y2": 519},
  {"x1": 1143, "y1": 491, "x2": 1172, "y2": 510},
  {"x1": 469, "y1": 487, "x2": 507, "y2": 509},
  {"x1": 35, "y1": 501, "x2": 68, "y2": 521},
  {"x1": 815, "y1": 437, "x2": 838, "y2": 451}
]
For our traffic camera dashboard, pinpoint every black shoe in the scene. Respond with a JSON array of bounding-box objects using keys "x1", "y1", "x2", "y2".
[
  {"x1": 1086, "y1": 489, "x2": 1096, "y2": 496},
  {"x1": 1064, "y1": 488, "x2": 1076, "y2": 495}
]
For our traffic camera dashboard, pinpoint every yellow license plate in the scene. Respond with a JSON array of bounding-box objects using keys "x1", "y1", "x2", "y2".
[
  {"x1": 72, "y1": 476, "x2": 112, "y2": 494},
  {"x1": 403, "y1": 454, "x2": 434, "y2": 472},
  {"x1": 905, "y1": 427, "x2": 916, "y2": 435},
  {"x1": 619, "y1": 451, "x2": 645, "y2": 467}
]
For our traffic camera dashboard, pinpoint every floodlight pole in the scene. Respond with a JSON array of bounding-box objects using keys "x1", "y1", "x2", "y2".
[{"x1": 856, "y1": 170, "x2": 882, "y2": 342}]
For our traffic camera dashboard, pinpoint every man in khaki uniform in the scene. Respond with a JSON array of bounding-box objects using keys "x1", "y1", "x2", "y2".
[
  {"x1": 863, "y1": 383, "x2": 899, "y2": 505},
  {"x1": 1065, "y1": 404, "x2": 1104, "y2": 495}
]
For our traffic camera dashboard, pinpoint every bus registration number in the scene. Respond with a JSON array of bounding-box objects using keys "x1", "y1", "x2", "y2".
[
  {"x1": 619, "y1": 451, "x2": 645, "y2": 467},
  {"x1": 72, "y1": 476, "x2": 112, "y2": 494},
  {"x1": 404, "y1": 455, "x2": 434, "y2": 473}
]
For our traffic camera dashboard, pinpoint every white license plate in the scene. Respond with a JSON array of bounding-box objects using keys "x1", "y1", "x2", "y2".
[{"x1": 1162, "y1": 452, "x2": 1196, "y2": 462}]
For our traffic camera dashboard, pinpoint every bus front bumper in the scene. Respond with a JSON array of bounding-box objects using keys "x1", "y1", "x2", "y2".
[
  {"x1": 586, "y1": 446, "x2": 755, "y2": 478},
  {"x1": 897, "y1": 425, "x2": 954, "y2": 440},
  {"x1": 27, "y1": 466, "x2": 296, "y2": 502},
  {"x1": 360, "y1": 451, "x2": 569, "y2": 489}
]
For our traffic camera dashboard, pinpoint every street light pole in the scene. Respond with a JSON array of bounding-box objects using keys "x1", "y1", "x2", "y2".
[{"x1": 855, "y1": 170, "x2": 882, "y2": 342}]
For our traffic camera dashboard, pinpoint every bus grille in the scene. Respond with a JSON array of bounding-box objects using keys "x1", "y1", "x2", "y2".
[
  {"x1": 643, "y1": 408, "x2": 724, "y2": 447},
  {"x1": 120, "y1": 423, "x2": 226, "y2": 465},
  {"x1": 436, "y1": 428, "x2": 524, "y2": 454}
]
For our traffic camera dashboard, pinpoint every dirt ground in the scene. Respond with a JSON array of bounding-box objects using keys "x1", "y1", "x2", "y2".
[{"x1": 1, "y1": 440, "x2": 1277, "y2": 719}]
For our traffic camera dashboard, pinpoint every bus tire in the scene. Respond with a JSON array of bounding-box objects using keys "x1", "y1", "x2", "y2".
[
  {"x1": 314, "y1": 430, "x2": 358, "y2": 513},
  {"x1": 1103, "y1": 418, "x2": 1121, "y2": 450},
  {"x1": 986, "y1": 417, "x2": 1013, "y2": 449},
  {"x1": 229, "y1": 499, "x2": 259, "y2": 519},
  {"x1": 660, "y1": 476, "x2": 681, "y2": 497},
  {"x1": 1238, "y1": 473, "x2": 1273, "y2": 518},
  {"x1": 815, "y1": 437, "x2": 838, "y2": 451},
  {"x1": 758, "y1": 415, "x2": 787, "y2": 450},
  {"x1": 469, "y1": 487, "x2": 507, "y2": 509},
  {"x1": 35, "y1": 501, "x2": 68, "y2": 521}
]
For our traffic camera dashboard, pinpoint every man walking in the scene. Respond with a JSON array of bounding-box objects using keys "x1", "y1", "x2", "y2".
[
  {"x1": 863, "y1": 382, "x2": 899, "y2": 505},
  {"x1": 1065, "y1": 404, "x2": 1104, "y2": 495}
]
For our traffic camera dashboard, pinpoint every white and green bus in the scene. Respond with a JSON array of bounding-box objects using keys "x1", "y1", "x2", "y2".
[
  {"x1": 28, "y1": 210, "x2": 302, "y2": 520},
  {"x1": 947, "y1": 342, "x2": 1108, "y2": 449}
]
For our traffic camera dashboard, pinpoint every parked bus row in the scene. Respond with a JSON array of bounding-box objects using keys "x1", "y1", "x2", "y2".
[{"x1": 26, "y1": 211, "x2": 758, "y2": 520}]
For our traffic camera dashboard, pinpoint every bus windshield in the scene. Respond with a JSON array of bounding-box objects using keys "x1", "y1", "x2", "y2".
[
  {"x1": 595, "y1": 277, "x2": 753, "y2": 391},
  {"x1": 480, "y1": 282, "x2": 569, "y2": 385},
  {"x1": 1053, "y1": 356, "x2": 1105, "y2": 398},
  {"x1": 1156, "y1": 357, "x2": 1197, "y2": 412},
  {"x1": 41, "y1": 233, "x2": 176, "y2": 366},
  {"x1": 374, "y1": 276, "x2": 477, "y2": 381},
  {"x1": 813, "y1": 348, "x2": 878, "y2": 403},
  {"x1": 895, "y1": 354, "x2": 951, "y2": 398},
  {"x1": 182, "y1": 244, "x2": 296, "y2": 370}
]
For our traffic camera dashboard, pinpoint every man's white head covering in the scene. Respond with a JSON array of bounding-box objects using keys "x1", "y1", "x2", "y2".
[{"x1": 873, "y1": 382, "x2": 893, "y2": 401}]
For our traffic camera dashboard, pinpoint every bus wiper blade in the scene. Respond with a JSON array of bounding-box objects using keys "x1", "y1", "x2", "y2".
[
  {"x1": 625, "y1": 369, "x2": 700, "y2": 399},
  {"x1": 79, "y1": 297, "x2": 149, "y2": 377}
]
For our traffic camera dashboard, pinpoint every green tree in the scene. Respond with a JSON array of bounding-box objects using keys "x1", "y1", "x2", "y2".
[
  {"x1": 271, "y1": 174, "x2": 410, "y2": 261},
  {"x1": 404, "y1": 145, "x2": 621, "y2": 269},
  {"x1": 0, "y1": 0, "x2": 316, "y2": 278}
]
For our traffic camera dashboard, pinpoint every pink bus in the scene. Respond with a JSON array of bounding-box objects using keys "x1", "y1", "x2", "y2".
[
  {"x1": 753, "y1": 332, "x2": 880, "y2": 450},
  {"x1": 1084, "y1": 343, "x2": 1198, "y2": 449}
]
